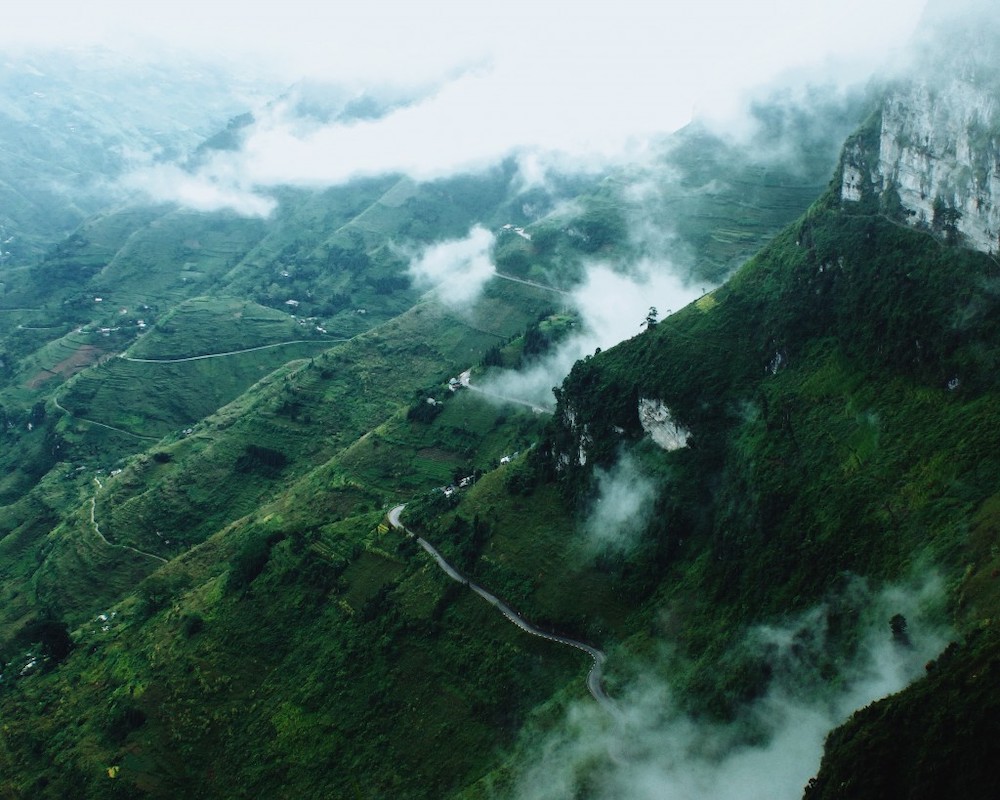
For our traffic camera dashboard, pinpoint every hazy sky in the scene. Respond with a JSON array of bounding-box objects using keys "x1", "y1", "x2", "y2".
[
  {"x1": 6, "y1": 1, "x2": 929, "y2": 211},
  {"x1": 8, "y1": 1, "x2": 927, "y2": 114}
]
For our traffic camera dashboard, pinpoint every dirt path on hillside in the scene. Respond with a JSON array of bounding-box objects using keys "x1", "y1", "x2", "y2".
[
  {"x1": 89, "y1": 478, "x2": 168, "y2": 564},
  {"x1": 52, "y1": 393, "x2": 160, "y2": 442}
]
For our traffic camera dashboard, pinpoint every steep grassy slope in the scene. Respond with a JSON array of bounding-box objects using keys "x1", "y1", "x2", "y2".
[
  {"x1": 493, "y1": 189, "x2": 1000, "y2": 794},
  {"x1": 0, "y1": 282, "x2": 553, "y2": 626},
  {"x1": 0, "y1": 278, "x2": 575, "y2": 798},
  {"x1": 6, "y1": 190, "x2": 988, "y2": 799},
  {"x1": 0, "y1": 501, "x2": 584, "y2": 799},
  {"x1": 553, "y1": 200, "x2": 991, "y2": 590},
  {"x1": 0, "y1": 167, "x2": 555, "y2": 509},
  {"x1": 90, "y1": 291, "x2": 547, "y2": 554},
  {"x1": 0, "y1": 92, "x2": 885, "y2": 798}
]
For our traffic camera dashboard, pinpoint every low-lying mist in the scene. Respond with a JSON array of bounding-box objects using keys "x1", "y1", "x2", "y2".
[
  {"x1": 406, "y1": 225, "x2": 497, "y2": 307},
  {"x1": 583, "y1": 452, "x2": 658, "y2": 554},
  {"x1": 108, "y1": 0, "x2": 929, "y2": 220},
  {"x1": 513, "y1": 574, "x2": 948, "y2": 800},
  {"x1": 479, "y1": 261, "x2": 701, "y2": 410}
]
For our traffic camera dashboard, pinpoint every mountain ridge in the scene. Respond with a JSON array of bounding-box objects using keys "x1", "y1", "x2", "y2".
[{"x1": 2, "y1": 32, "x2": 999, "y2": 798}]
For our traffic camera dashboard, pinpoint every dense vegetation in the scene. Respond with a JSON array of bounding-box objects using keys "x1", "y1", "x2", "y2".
[
  {"x1": 524, "y1": 191, "x2": 1000, "y2": 791},
  {"x1": 5, "y1": 67, "x2": 995, "y2": 798}
]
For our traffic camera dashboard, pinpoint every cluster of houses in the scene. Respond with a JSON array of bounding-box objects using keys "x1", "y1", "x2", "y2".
[
  {"x1": 435, "y1": 451, "x2": 520, "y2": 497},
  {"x1": 287, "y1": 310, "x2": 333, "y2": 335},
  {"x1": 86, "y1": 299, "x2": 149, "y2": 335},
  {"x1": 439, "y1": 474, "x2": 476, "y2": 498}
]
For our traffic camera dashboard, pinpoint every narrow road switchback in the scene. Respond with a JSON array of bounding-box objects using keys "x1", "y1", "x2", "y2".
[{"x1": 388, "y1": 504, "x2": 615, "y2": 713}]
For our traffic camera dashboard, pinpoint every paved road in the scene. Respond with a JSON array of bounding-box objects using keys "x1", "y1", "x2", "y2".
[
  {"x1": 492, "y1": 271, "x2": 570, "y2": 297},
  {"x1": 388, "y1": 504, "x2": 614, "y2": 712},
  {"x1": 53, "y1": 338, "x2": 347, "y2": 437},
  {"x1": 119, "y1": 338, "x2": 342, "y2": 364}
]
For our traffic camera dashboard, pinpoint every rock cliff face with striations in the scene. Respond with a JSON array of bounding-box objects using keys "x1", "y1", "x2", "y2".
[
  {"x1": 840, "y1": 4, "x2": 1000, "y2": 254},
  {"x1": 841, "y1": 77, "x2": 1000, "y2": 253}
]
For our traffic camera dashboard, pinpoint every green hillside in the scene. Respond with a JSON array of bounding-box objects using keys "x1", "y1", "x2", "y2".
[
  {"x1": 512, "y1": 187, "x2": 1000, "y2": 793},
  {"x1": 0, "y1": 82, "x2": 941, "y2": 799}
]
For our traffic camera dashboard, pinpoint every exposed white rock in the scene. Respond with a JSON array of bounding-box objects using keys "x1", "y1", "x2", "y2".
[
  {"x1": 841, "y1": 163, "x2": 864, "y2": 202},
  {"x1": 843, "y1": 76, "x2": 1000, "y2": 255},
  {"x1": 557, "y1": 403, "x2": 592, "y2": 466},
  {"x1": 638, "y1": 398, "x2": 690, "y2": 451}
]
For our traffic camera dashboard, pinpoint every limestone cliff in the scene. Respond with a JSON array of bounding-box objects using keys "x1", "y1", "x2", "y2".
[
  {"x1": 841, "y1": 78, "x2": 1000, "y2": 253},
  {"x1": 840, "y1": 5, "x2": 1000, "y2": 255}
]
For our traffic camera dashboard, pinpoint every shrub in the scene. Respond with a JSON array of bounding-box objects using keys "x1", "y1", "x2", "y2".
[
  {"x1": 181, "y1": 613, "x2": 204, "y2": 638},
  {"x1": 234, "y1": 444, "x2": 288, "y2": 476}
]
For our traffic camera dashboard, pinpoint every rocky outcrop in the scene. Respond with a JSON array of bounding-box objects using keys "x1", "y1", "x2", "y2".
[
  {"x1": 556, "y1": 404, "x2": 593, "y2": 468},
  {"x1": 637, "y1": 398, "x2": 689, "y2": 452},
  {"x1": 841, "y1": 36, "x2": 1000, "y2": 254}
]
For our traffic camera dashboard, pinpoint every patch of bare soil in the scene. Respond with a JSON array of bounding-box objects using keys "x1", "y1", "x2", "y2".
[{"x1": 25, "y1": 345, "x2": 104, "y2": 389}]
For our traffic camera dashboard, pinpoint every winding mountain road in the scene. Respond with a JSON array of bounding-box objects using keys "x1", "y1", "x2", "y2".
[
  {"x1": 388, "y1": 504, "x2": 614, "y2": 712},
  {"x1": 492, "y1": 271, "x2": 570, "y2": 297},
  {"x1": 52, "y1": 338, "x2": 348, "y2": 438}
]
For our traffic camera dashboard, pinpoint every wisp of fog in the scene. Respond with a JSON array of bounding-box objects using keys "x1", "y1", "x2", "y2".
[
  {"x1": 406, "y1": 225, "x2": 497, "y2": 307},
  {"x1": 514, "y1": 573, "x2": 948, "y2": 800},
  {"x1": 583, "y1": 451, "x2": 658, "y2": 554},
  {"x1": 479, "y1": 261, "x2": 700, "y2": 410}
]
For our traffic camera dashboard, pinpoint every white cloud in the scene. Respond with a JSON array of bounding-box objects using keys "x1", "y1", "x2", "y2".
[
  {"x1": 481, "y1": 261, "x2": 701, "y2": 409},
  {"x1": 5, "y1": 2, "x2": 927, "y2": 89},
  {"x1": 7, "y1": 1, "x2": 927, "y2": 213},
  {"x1": 407, "y1": 225, "x2": 496, "y2": 307},
  {"x1": 585, "y1": 452, "x2": 658, "y2": 553},
  {"x1": 516, "y1": 575, "x2": 949, "y2": 800},
  {"x1": 122, "y1": 163, "x2": 276, "y2": 217},
  {"x1": 571, "y1": 262, "x2": 694, "y2": 347}
]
